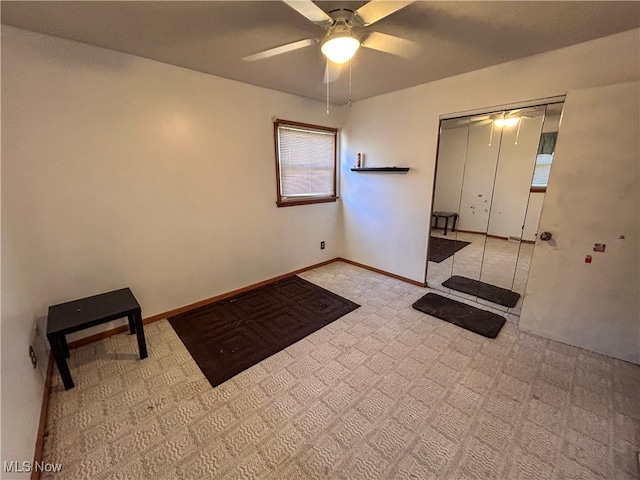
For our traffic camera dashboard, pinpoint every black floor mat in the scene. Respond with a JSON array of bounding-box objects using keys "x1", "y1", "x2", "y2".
[
  {"x1": 428, "y1": 236, "x2": 471, "y2": 263},
  {"x1": 442, "y1": 275, "x2": 521, "y2": 308},
  {"x1": 413, "y1": 293, "x2": 506, "y2": 338},
  {"x1": 168, "y1": 275, "x2": 359, "y2": 388}
]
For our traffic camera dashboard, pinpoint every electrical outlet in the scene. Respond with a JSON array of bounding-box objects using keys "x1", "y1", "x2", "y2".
[
  {"x1": 320, "y1": 241, "x2": 325, "y2": 250},
  {"x1": 31, "y1": 318, "x2": 50, "y2": 380},
  {"x1": 29, "y1": 345, "x2": 37, "y2": 368}
]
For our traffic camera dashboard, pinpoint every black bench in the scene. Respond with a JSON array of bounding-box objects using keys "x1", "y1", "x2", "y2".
[
  {"x1": 47, "y1": 288, "x2": 147, "y2": 390},
  {"x1": 432, "y1": 211, "x2": 459, "y2": 235}
]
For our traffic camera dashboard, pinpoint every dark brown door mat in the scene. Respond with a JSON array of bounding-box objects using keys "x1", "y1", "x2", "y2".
[
  {"x1": 428, "y1": 236, "x2": 471, "y2": 263},
  {"x1": 168, "y1": 275, "x2": 359, "y2": 388},
  {"x1": 412, "y1": 293, "x2": 506, "y2": 338},
  {"x1": 442, "y1": 275, "x2": 521, "y2": 308}
]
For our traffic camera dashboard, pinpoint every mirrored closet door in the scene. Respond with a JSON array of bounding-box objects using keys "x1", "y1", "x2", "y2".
[{"x1": 427, "y1": 101, "x2": 563, "y2": 316}]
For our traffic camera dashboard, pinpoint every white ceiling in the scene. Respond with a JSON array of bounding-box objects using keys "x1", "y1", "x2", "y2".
[{"x1": 2, "y1": 1, "x2": 639, "y2": 105}]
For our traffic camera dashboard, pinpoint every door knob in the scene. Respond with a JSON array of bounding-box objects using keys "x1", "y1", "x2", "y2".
[{"x1": 540, "y1": 232, "x2": 552, "y2": 241}]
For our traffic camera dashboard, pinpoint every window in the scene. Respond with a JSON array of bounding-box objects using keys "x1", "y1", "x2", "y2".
[
  {"x1": 274, "y1": 119, "x2": 338, "y2": 207},
  {"x1": 531, "y1": 132, "x2": 557, "y2": 192}
]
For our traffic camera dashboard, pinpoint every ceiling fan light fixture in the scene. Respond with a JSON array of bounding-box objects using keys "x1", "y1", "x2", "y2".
[
  {"x1": 321, "y1": 33, "x2": 360, "y2": 64},
  {"x1": 494, "y1": 117, "x2": 520, "y2": 128}
]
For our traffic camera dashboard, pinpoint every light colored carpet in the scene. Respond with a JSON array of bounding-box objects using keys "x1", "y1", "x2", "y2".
[{"x1": 42, "y1": 261, "x2": 640, "y2": 479}]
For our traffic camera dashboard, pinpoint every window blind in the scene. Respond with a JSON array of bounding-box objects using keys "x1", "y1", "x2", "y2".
[
  {"x1": 532, "y1": 153, "x2": 553, "y2": 187},
  {"x1": 277, "y1": 125, "x2": 335, "y2": 198}
]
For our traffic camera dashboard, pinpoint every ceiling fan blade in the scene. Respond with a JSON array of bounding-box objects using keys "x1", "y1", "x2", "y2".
[
  {"x1": 283, "y1": 0, "x2": 332, "y2": 27},
  {"x1": 242, "y1": 38, "x2": 317, "y2": 61},
  {"x1": 361, "y1": 32, "x2": 420, "y2": 58},
  {"x1": 355, "y1": 0, "x2": 415, "y2": 26}
]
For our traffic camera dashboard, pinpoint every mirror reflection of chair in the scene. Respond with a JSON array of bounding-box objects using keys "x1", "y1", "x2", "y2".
[{"x1": 431, "y1": 211, "x2": 459, "y2": 236}]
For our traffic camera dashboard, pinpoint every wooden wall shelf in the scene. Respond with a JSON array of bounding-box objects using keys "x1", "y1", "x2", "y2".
[{"x1": 350, "y1": 167, "x2": 410, "y2": 172}]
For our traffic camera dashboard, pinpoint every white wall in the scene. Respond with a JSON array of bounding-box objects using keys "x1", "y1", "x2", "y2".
[
  {"x1": 341, "y1": 28, "x2": 640, "y2": 284},
  {"x1": 432, "y1": 123, "x2": 467, "y2": 216},
  {"x1": 1, "y1": 26, "x2": 345, "y2": 474},
  {"x1": 520, "y1": 81, "x2": 640, "y2": 363},
  {"x1": 458, "y1": 122, "x2": 500, "y2": 233}
]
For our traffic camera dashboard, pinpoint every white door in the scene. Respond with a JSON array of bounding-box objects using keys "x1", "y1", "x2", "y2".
[{"x1": 520, "y1": 81, "x2": 640, "y2": 365}]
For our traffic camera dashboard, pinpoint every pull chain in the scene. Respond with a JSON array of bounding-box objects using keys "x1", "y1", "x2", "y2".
[
  {"x1": 488, "y1": 122, "x2": 494, "y2": 146},
  {"x1": 514, "y1": 118, "x2": 522, "y2": 145},
  {"x1": 348, "y1": 59, "x2": 352, "y2": 108},
  {"x1": 326, "y1": 59, "x2": 330, "y2": 115}
]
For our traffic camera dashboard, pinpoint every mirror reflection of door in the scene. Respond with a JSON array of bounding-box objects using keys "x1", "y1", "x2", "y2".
[
  {"x1": 510, "y1": 103, "x2": 563, "y2": 314},
  {"x1": 427, "y1": 101, "x2": 564, "y2": 317},
  {"x1": 477, "y1": 105, "x2": 546, "y2": 313}
]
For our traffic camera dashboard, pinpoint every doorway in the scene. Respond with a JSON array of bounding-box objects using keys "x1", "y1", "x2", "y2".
[{"x1": 426, "y1": 101, "x2": 564, "y2": 317}]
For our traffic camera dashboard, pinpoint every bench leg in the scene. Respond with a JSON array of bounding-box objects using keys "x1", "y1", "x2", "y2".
[
  {"x1": 60, "y1": 334, "x2": 70, "y2": 359},
  {"x1": 133, "y1": 308, "x2": 148, "y2": 360},
  {"x1": 444, "y1": 217, "x2": 449, "y2": 236},
  {"x1": 48, "y1": 334, "x2": 74, "y2": 390},
  {"x1": 127, "y1": 313, "x2": 136, "y2": 334}
]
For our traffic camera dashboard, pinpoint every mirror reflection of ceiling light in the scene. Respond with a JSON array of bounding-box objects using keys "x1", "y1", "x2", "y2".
[
  {"x1": 494, "y1": 117, "x2": 520, "y2": 127},
  {"x1": 321, "y1": 32, "x2": 360, "y2": 64}
]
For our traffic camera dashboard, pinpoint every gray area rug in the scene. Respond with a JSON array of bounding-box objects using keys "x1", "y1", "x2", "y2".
[
  {"x1": 428, "y1": 236, "x2": 471, "y2": 263},
  {"x1": 168, "y1": 275, "x2": 359, "y2": 387},
  {"x1": 413, "y1": 292, "x2": 506, "y2": 338},
  {"x1": 442, "y1": 275, "x2": 521, "y2": 308}
]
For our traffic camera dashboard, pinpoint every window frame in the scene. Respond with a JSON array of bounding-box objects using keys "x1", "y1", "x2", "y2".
[{"x1": 274, "y1": 119, "x2": 338, "y2": 208}]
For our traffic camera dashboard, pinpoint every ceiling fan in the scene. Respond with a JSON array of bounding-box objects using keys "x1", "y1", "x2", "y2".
[
  {"x1": 242, "y1": 0, "x2": 419, "y2": 69},
  {"x1": 477, "y1": 106, "x2": 548, "y2": 127}
]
